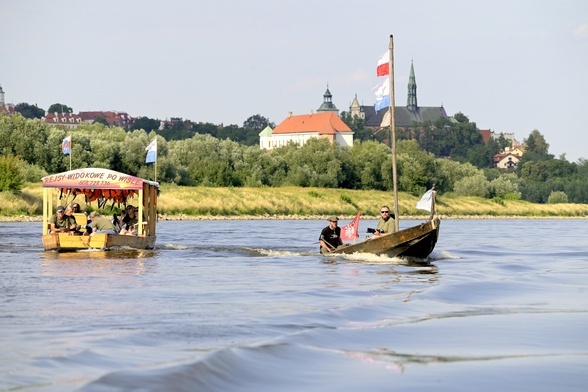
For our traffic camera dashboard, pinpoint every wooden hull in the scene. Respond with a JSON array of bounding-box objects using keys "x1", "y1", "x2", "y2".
[
  {"x1": 42, "y1": 233, "x2": 156, "y2": 252},
  {"x1": 332, "y1": 218, "x2": 440, "y2": 259}
]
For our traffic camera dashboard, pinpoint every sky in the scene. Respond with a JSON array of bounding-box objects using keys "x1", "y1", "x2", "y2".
[{"x1": 2, "y1": 0, "x2": 587, "y2": 162}]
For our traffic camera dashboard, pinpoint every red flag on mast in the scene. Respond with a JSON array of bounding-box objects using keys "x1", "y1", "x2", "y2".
[{"x1": 341, "y1": 212, "x2": 360, "y2": 241}]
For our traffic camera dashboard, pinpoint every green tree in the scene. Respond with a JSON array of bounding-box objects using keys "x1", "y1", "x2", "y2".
[
  {"x1": 93, "y1": 117, "x2": 109, "y2": 126},
  {"x1": 243, "y1": 114, "x2": 274, "y2": 131},
  {"x1": 14, "y1": 103, "x2": 45, "y2": 119},
  {"x1": 47, "y1": 103, "x2": 73, "y2": 114},
  {"x1": 0, "y1": 155, "x2": 25, "y2": 192},
  {"x1": 131, "y1": 116, "x2": 160, "y2": 133},
  {"x1": 524, "y1": 129, "x2": 549, "y2": 155},
  {"x1": 547, "y1": 190, "x2": 568, "y2": 204},
  {"x1": 454, "y1": 173, "x2": 489, "y2": 197}
]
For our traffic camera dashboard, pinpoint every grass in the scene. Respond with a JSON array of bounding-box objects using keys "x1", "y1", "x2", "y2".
[{"x1": 1, "y1": 183, "x2": 587, "y2": 220}]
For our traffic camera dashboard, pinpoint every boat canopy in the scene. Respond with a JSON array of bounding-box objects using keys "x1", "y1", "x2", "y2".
[{"x1": 42, "y1": 168, "x2": 159, "y2": 191}]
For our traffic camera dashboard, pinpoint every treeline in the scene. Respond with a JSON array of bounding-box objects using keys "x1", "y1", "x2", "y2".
[{"x1": 1, "y1": 113, "x2": 587, "y2": 204}]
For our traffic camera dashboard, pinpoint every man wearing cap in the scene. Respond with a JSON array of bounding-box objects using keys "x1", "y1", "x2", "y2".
[
  {"x1": 319, "y1": 216, "x2": 343, "y2": 254},
  {"x1": 49, "y1": 206, "x2": 77, "y2": 234},
  {"x1": 88, "y1": 212, "x2": 119, "y2": 235}
]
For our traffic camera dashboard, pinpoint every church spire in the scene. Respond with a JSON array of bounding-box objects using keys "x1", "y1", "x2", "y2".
[
  {"x1": 317, "y1": 84, "x2": 339, "y2": 114},
  {"x1": 407, "y1": 61, "x2": 417, "y2": 111}
]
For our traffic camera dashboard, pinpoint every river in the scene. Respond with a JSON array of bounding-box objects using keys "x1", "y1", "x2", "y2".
[{"x1": 1, "y1": 219, "x2": 587, "y2": 391}]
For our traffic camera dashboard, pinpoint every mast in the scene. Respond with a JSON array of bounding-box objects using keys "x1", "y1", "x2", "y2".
[{"x1": 388, "y1": 35, "x2": 399, "y2": 231}]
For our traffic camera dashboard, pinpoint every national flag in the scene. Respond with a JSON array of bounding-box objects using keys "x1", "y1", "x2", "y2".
[
  {"x1": 376, "y1": 50, "x2": 389, "y2": 76},
  {"x1": 341, "y1": 211, "x2": 361, "y2": 241},
  {"x1": 373, "y1": 77, "x2": 390, "y2": 112},
  {"x1": 62, "y1": 135, "x2": 71, "y2": 155},
  {"x1": 416, "y1": 189, "x2": 434, "y2": 212},
  {"x1": 145, "y1": 138, "x2": 157, "y2": 163}
]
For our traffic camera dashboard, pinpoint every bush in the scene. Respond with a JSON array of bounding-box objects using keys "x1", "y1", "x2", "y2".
[
  {"x1": 0, "y1": 155, "x2": 25, "y2": 192},
  {"x1": 17, "y1": 161, "x2": 48, "y2": 182},
  {"x1": 547, "y1": 190, "x2": 568, "y2": 204},
  {"x1": 454, "y1": 174, "x2": 489, "y2": 197}
]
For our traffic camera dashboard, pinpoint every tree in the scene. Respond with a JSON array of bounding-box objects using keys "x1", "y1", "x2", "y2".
[
  {"x1": 131, "y1": 116, "x2": 160, "y2": 133},
  {"x1": 0, "y1": 155, "x2": 24, "y2": 192},
  {"x1": 93, "y1": 117, "x2": 109, "y2": 126},
  {"x1": 47, "y1": 103, "x2": 73, "y2": 114},
  {"x1": 14, "y1": 103, "x2": 45, "y2": 119},
  {"x1": 243, "y1": 114, "x2": 274, "y2": 131},
  {"x1": 524, "y1": 129, "x2": 549, "y2": 155}
]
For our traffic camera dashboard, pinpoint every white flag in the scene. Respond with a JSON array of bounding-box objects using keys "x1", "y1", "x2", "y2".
[
  {"x1": 145, "y1": 139, "x2": 157, "y2": 163},
  {"x1": 416, "y1": 189, "x2": 434, "y2": 212}
]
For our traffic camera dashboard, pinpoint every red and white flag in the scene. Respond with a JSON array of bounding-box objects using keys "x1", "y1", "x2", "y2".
[
  {"x1": 376, "y1": 50, "x2": 389, "y2": 76},
  {"x1": 341, "y1": 211, "x2": 361, "y2": 241}
]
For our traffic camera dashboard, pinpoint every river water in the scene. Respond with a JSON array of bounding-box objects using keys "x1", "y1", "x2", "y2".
[{"x1": 1, "y1": 218, "x2": 587, "y2": 391}]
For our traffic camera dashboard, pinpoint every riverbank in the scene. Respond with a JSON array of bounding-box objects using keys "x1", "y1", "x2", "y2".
[{"x1": 1, "y1": 183, "x2": 587, "y2": 221}]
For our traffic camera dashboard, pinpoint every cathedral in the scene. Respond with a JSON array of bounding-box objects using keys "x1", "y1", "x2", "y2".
[{"x1": 349, "y1": 62, "x2": 448, "y2": 129}]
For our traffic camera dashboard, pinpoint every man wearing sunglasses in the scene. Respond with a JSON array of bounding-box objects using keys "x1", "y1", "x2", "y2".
[{"x1": 374, "y1": 205, "x2": 396, "y2": 237}]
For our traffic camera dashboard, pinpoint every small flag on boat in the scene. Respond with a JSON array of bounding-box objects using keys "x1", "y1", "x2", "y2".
[
  {"x1": 376, "y1": 50, "x2": 389, "y2": 76},
  {"x1": 62, "y1": 135, "x2": 71, "y2": 155},
  {"x1": 341, "y1": 211, "x2": 361, "y2": 241},
  {"x1": 416, "y1": 189, "x2": 434, "y2": 212},
  {"x1": 145, "y1": 138, "x2": 157, "y2": 163}
]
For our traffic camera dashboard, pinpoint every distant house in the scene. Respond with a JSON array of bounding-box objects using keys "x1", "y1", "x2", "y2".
[
  {"x1": 42, "y1": 113, "x2": 84, "y2": 128},
  {"x1": 261, "y1": 87, "x2": 353, "y2": 150},
  {"x1": 494, "y1": 153, "x2": 521, "y2": 170},
  {"x1": 348, "y1": 62, "x2": 448, "y2": 130},
  {"x1": 78, "y1": 111, "x2": 134, "y2": 127}
]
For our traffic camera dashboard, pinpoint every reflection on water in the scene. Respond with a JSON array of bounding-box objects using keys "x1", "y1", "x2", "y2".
[{"x1": 39, "y1": 249, "x2": 157, "y2": 276}]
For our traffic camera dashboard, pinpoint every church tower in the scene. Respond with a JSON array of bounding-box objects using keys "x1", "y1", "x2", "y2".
[
  {"x1": 349, "y1": 94, "x2": 364, "y2": 119},
  {"x1": 317, "y1": 85, "x2": 339, "y2": 115},
  {"x1": 0, "y1": 85, "x2": 5, "y2": 106},
  {"x1": 407, "y1": 62, "x2": 417, "y2": 111}
]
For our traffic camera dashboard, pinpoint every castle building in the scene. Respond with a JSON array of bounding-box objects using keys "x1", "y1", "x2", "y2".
[{"x1": 260, "y1": 87, "x2": 353, "y2": 150}]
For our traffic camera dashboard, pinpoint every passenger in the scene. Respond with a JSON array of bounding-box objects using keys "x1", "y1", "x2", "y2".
[
  {"x1": 120, "y1": 205, "x2": 138, "y2": 235},
  {"x1": 319, "y1": 216, "x2": 343, "y2": 254},
  {"x1": 373, "y1": 205, "x2": 396, "y2": 237},
  {"x1": 111, "y1": 213, "x2": 122, "y2": 233},
  {"x1": 64, "y1": 205, "x2": 83, "y2": 235},
  {"x1": 88, "y1": 212, "x2": 118, "y2": 235},
  {"x1": 49, "y1": 205, "x2": 77, "y2": 234},
  {"x1": 71, "y1": 203, "x2": 82, "y2": 213}
]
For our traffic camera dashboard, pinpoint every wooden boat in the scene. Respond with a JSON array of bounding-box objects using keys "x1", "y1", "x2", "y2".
[
  {"x1": 331, "y1": 35, "x2": 440, "y2": 260},
  {"x1": 332, "y1": 217, "x2": 440, "y2": 259},
  {"x1": 42, "y1": 168, "x2": 159, "y2": 252}
]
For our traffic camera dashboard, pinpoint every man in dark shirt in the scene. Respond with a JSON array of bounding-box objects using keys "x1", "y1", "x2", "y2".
[{"x1": 319, "y1": 216, "x2": 343, "y2": 254}]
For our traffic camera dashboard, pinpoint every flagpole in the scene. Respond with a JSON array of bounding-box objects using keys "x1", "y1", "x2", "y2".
[
  {"x1": 69, "y1": 135, "x2": 72, "y2": 171},
  {"x1": 388, "y1": 35, "x2": 399, "y2": 232}
]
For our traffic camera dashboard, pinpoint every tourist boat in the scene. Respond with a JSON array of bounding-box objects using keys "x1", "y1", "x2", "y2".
[
  {"x1": 331, "y1": 35, "x2": 440, "y2": 259},
  {"x1": 42, "y1": 168, "x2": 159, "y2": 251}
]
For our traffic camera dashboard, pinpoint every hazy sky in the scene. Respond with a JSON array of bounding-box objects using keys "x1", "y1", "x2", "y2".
[{"x1": 2, "y1": 0, "x2": 587, "y2": 162}]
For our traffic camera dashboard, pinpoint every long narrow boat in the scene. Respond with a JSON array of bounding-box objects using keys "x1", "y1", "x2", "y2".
[
  {"x1": 332, "y1": 217, "x2": 440, "y2": 258},
  {"x1": 42, "y1": 168, "x2": 159, "y2": 252},
  {"x1": 332, "y1": 35, "x2": 440, "y2": 260}
]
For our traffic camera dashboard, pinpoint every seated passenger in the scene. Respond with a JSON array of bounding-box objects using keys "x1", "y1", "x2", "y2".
[
  {"x1": 49, "y1": 205, "x2": 77, "y2": 234},
  {"x1": 120, "y1": 205, "x2": 138, "y2": 235},
  {"x1": 88, "y1": 212, "x2": 118, "y2": 235},
  {"x1": 64, "y1": 205, "x2": 84, "y2": 235}
]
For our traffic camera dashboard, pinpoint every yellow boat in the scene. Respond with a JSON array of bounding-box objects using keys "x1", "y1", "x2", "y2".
[{"x1": 42, "y1": 168, "x2": 159, "y2": 251}]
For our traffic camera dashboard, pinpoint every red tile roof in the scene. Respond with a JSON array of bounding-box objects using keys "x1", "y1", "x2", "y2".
[{"x1": 273, "y1": 112, "x2": 352, "y2": 135}]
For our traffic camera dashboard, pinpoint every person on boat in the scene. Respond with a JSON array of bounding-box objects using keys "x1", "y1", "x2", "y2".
[
  {"x1": 88, "y1": 211, "x2": 118, "y2": 235},
  {"x1": 64, "y1": 205, "x2": 84, "y2": 235},
  {"x1": 373, "y1": 205, "x2": 396, "y2": 237},
  {"x1": 120, "y1": 205, "x2": 138, "y2": 235},
  {"x1": 49, "y1": 205, "x2": 77, "y2": 234},
  {"x1": 319, "y1": 216, "x2": 343, "y2": 254}
]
